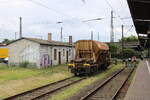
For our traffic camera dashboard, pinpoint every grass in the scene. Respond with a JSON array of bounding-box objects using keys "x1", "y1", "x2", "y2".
[
  {"x1": 127, "y1": 62, "x2": 139, "y2": 83},
  {"x1": 0, "y1": 64, "x2": 72, "y2": 99},
  {"x1": 49, "y1": 63, "x2": 124, "y2": 100}
]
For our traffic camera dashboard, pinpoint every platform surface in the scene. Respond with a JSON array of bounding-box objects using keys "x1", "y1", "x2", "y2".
[{"x1": 124, "y1": 59, "x2": 150, "y2": 100}]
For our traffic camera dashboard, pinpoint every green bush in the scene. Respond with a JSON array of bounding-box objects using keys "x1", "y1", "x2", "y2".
[
  {"x1": 108, "y1": 43, "x2": 121, "y2": 58},
  {"x1": 19, "y1": 62, "x2": 29, "y2": 68},
  {"x1": 122, "y1": 48, "x2": 140, "y2": 58}
]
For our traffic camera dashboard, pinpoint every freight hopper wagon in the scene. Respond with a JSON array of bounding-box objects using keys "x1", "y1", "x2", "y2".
[{"x1": 68, "y1": 40, "x2": 111, "y2": 76}]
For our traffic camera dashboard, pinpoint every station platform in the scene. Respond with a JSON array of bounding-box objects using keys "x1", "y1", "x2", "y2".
[{"x1": 124, "y1": 59, "x2": 150, "y2": 100}]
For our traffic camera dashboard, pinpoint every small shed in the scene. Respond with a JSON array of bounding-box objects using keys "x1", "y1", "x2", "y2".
[{"x1": 8, "y1": 34, "x2": 75, "y2": 68}]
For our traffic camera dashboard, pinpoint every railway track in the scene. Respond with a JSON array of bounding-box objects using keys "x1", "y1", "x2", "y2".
[
  {"x1": 3, "y1": 76, "x2": 86, "y2": 100},
  {"x1": 79, "y1": 67, "x2": 134, "y2": 100},
  {"x1": 111, "y1": 68, "x2": 135, "y2": 100}
]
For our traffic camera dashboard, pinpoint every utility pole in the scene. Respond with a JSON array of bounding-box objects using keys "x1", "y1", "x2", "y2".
[
  {"x1": 98, "y1": 32, "x2": 99, "y2": 41},
  {"x1": 122, "y1": 25, "x2": 124, "y2": 59},
  {"x1": 19, "y1": 17, "x2": 22, "y2": 38},
  {"x1": 60, "y1": 27, "x2": 63, "y2": 42},
  {"x1": 56, "y1": 21, "x2": 63, "y2": 42},
  {"x1": 15, "y1": 32, "x2": 17, "y2": 40},
  {"x1": 110, "y1": 10, "x2": 114, "y2": 42},
  {"x1": 91, "y1": 31, "x2": 93, "y2": 40}
]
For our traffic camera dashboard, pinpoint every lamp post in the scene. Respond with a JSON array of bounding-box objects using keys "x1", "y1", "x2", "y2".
[{"x1": 56, "y1": 21, "x2": 63, "y2": 42}]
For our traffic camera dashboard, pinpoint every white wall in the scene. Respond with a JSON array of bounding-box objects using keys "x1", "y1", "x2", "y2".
[
  {"x1": 51, "y1": 46, "x2": 75, "y2": 65},
  {"x1": 8, "y1": 39, "x2": 40, "y2": 67},
  {"x1": 40, "y1": 45, "x2": 75, "y2": 67},
  {"x1": 8, "y1": 39, "x2": 75, "y2": 68}
]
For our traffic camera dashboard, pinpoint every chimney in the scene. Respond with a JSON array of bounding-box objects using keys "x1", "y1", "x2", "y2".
[
  {"x1": 48, "y1": 33, "x2": 52, "y2": 41},
  {"x1": 69, "y1": 36, "x2": 72, "y2": 43}
]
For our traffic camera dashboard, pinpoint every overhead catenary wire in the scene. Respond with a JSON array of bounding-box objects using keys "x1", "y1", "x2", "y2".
[
  {"x1": 120, "y1": 25, "x2": 134, "y2": 36},
  {"x1": 29, "y1": 0, "x2": 94, "y2": 28},
  {"x1": 114, "y1": 25, "x2": 134, "y2": 41},
  {"x1": 24, "y1": 0, "x2": 130, "y2": 31},
  {"x1": 106, "y1": 4, "x2": 133, "y2": 28},
  {"x1": 118, "y1": 0, "x2": 123, "y2": 7},
  {"x1": 105, "y1": 0, "x2": 126, "y2": 25},
  {"x1": 0, "y1": 0, "x2": 135, "y2": 42},
  {"x1": 29, "y1": 0, "x2": 72, "y2": 18},
  {"x1": 118, "y1": 0, "x2": 126, "y2": 13},
  {"x1": 104, "y1": 0, "x2": 137, "y2": 42},
  {"x1": 29, "y1": 0, "x2": 104, "y2": 40},
  {"x1": 125, "y1": 25, "x2": 133, "y2": 34}
]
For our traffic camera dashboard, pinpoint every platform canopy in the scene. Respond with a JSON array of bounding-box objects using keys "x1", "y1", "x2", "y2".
[{"x1": 127, "y1": 0, "x2": 150, "y2": 48}]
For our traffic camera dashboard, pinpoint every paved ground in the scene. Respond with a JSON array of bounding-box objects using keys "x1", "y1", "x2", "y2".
[{"x1": 124, "y1": 59, "x2": 150, "y2": 100}]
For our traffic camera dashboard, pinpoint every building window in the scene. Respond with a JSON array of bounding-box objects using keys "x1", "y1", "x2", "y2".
[
  {"x1": 63, "y1": 49, "x2": 65, "y2": 56},
  {"x1": 54, "y1": 49, "x2": 57, "y2": 60}
]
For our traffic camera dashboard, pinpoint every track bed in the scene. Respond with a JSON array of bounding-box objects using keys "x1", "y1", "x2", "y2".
[
  {"x1": 66, "y1": 67, "x2": 134, "y2": 100},
  {"x1": 80, "y1": 67, "x2": 134, "y2": 100},
  {"x1": 3, "y1": 76, "x2": 85, "y2": 100}
]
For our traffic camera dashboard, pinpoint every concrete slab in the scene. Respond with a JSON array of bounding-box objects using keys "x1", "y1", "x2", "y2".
[{"x1": 124, "y1": 59, "x2": 150, "y2": 100}]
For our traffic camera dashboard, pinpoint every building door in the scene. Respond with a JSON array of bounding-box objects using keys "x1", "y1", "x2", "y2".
[
  {"x1": 66, "y1": 51, "x2": 69, "y2": 63},
  {"x1": 58, "y1": 52, "x2": 61, "y2": 64},
  {"x1": 41, "y1": 54, "x2": 49, "y2": 67}
]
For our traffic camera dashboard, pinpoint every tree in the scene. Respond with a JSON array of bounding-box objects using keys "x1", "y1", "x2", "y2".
[
  {"x1": 119, "y1": 35, "x2": 138, "y2": 42},
  {"x1": 108, "y1": 43, "x2": 121, "y2": 58},
  {"x1": 1, "y1": 39, "x2": 14, "y2": 44},
  {"x1": 121, "y1": 48, "x2": 140, "y2": 58},
  {"x1": 108, "y1": 43, "x2": 140, "y2": 59}
]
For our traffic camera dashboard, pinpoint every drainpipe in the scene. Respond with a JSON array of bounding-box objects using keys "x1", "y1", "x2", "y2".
[{"x1": 51, "y1": 46, "x2": 53, "y2": 66}]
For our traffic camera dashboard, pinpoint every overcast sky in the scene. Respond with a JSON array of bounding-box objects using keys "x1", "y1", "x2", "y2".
[{"x1": 0, "y1": 0, "x2": 136, "y2": 42}]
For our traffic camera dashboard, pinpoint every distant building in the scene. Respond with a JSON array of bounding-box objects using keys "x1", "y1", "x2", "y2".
[{"x1": 8, "y1": 33, "x2": 75, "y2": 68}]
